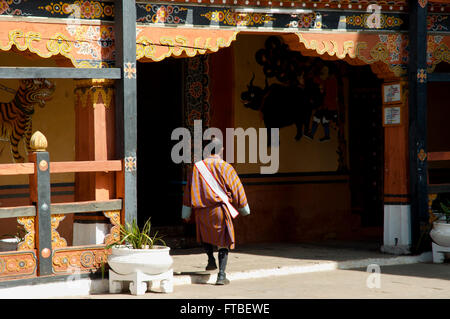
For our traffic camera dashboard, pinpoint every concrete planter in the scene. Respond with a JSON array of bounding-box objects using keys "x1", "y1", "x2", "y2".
[
  {"x1": 430, "y1": 221, "x2": 450, "y2": 247},
  {"x1": 108, "y1": 245, "x2": 173, "y2": 275}
]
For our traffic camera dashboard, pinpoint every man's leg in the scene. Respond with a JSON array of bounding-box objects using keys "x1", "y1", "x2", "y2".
[
  {"x1": 319, "y1": 115, "x2": 331, "y2": 142},
  {"x1": 216, "y1": 247, "x2": 230, "y2": 285},
  {"x1": 305, "y1": 114, "x2": 320, "y2": 140},
  {"x1": 203, "y1": 243, "x2": 217, "y2": 271}
]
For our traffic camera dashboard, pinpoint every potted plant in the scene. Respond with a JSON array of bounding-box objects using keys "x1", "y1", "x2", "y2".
[
  {"x1": 106, "y1": 218, "x2": 174, "y2": 295},
  {"x1": 430, "y1": 195, "x2": 450, "y2": 247}
]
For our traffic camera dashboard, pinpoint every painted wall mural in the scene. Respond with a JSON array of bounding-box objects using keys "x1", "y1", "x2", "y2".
[
  {"x1": 241, "y1": 36, "x2": 346, "y2": 148},
  {"x1": 0, "y1": 79, "x2": 55, "y2": 163},
  {"x1": 240, "y1": 36, "x2": 324, "y2": 145},
  {"x1": 234, "y1": 34, "x2": 348, "y2": 173}
]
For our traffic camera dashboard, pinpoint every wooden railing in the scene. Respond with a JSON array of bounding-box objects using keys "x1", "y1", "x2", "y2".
[{"x1": 0, "y1": 132, "x2": 123, "y2": 281}]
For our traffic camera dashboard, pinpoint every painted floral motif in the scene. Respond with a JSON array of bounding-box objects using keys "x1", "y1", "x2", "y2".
[
  {"x1": 137, "y1": 4, "x2": 186, "y2": 24},
  {"x1": 346, "y1": 13, "x2": 403, "y2": 29},
  {"x1": 0, "y1": 0, "x2": 10, "y2": 15},
  {"x1": 427, "y1": 14, "x2": 448, "y2": 32},
  {"x1": 287, "y1": 13, "x2": 319, "y2": 28},
  {"x1": 66, "y1": 24, "x2": 114, "y2": 61},
  {"x1": 0, "y1": 252, "x2": 36, "y2": 278},
  {"x1": 52, "y1": 247, "x2": 108, "y2": 274},
  {"x1": 0, "y1": 0, "x2": 28, "y2": 16},
  {"x1": 427, "y1": 35, "x2": 450, "y2": 67},
  {"x1": 184, "y1": 55, "x2": 210, "y2": 163},
  {"x1": 124, "y1": 62, "x2": 137, "y2": 79},
  {"x1": 125, "y1": 156, "x2": 137, "y2": 172},
  {"x1": 103, "y1": 210, "x2": 121, "y2": 246},
  {"x1": 378, "y1": 34, "x2": 404, "y2": 63},
  {"x1": 417, "y1": 69, "x2": 427, "y2": 83},
  {"x1": 39, "y1": 1, "x2": 114, "y2": 19},
  {"x1": 201, "y1": 10, "x2": 275, "y2": 27},
  {"x1": 418, "y1": 0, "x2": 427, "y2": 9},
  {"x1": 51, "y1": 214, "x2": 67, "y2": 249},
  {"x1": 189, "y1": 82, "x2": 203, "y2": 99}
]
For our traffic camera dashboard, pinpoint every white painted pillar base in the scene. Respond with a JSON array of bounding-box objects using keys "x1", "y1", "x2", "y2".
[
  {"x1": 381, "y1": 204, "x2": 411, "y2": 255},
  {"x1": 73, "y1": 222, "x2": 111, "y2": 246}
]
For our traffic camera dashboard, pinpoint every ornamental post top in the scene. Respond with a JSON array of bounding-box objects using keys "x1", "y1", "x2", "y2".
[{"x1": 30, "y1": 131, "x2": 48, "y2": 152}]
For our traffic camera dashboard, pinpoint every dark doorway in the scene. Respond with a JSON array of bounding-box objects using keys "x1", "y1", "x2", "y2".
[
  {"x1": 348, "y1": 65, "x2": 384, "y2": 227},
  {"x1": 137, "y1": 58, "x2": 184, "y2": 227}
]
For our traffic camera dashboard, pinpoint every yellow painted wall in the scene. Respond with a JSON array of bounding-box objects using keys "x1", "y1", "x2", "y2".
[
  {"x1": 232, "y1": 34, "x2": 340, "y2": 174},
  {"x1": 0, "y1": 51, "x2": 75, "y2": 185}
]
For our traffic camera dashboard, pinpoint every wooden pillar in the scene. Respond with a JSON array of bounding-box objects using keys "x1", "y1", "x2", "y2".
[
  {"x1": 408, "y1": 0, "x2": 429, "y2": 251},
  {"x1": 73, "y1": 79, "x2": 116, "y2": 245},
  {"x1": 28, "y1": 131, "x2": 52, "y2": 276},
  {"x1": 115, "y1": 0, "x2": 138, "y2": 225},
  {"x1": 380, "y1": 77, "x2": 412, "y2": 254}
]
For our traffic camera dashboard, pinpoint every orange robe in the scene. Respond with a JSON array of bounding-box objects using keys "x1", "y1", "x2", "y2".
[{"x1": 183, "y1": 156, "x2": 248, "y2": 249}]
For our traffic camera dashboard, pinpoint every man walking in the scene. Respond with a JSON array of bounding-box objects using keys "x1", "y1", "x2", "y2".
[{"x1": 181, "y1": 138, "x2": 250, "y2": 285}]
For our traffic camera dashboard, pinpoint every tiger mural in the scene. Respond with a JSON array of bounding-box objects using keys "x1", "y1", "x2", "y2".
[{"x1": 0, "y1": 79, "x2": 55, "y2": 163}]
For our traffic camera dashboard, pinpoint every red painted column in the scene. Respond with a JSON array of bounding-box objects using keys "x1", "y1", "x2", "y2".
[{"x1": 73, "y1": 79, "x2": 116, "y2": 245}]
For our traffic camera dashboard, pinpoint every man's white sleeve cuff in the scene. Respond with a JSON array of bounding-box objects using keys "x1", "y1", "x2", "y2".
[
  {"x1": 181, "y1": 205, "x2": 192, "y2": 219},
  {"x1": 238, "y1": 204, "x2": 250, "y2": 216}
]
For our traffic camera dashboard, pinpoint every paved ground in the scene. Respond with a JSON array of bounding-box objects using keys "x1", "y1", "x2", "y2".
[
  {"x1": 5, "y1": 240, "x2": 445, "y2": 300},
  {"x1": 85, "y1": 263, "x2": 450, "y2": 299}
]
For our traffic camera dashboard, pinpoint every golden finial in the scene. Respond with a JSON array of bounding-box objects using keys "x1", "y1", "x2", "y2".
[{"x1": 30, "y1": 131, "x2": 48, "y2": 152}]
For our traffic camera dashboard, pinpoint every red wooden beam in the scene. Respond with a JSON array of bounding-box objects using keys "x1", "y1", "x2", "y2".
[
  {"x1": 0, "y1": 163, "x2": 34, "y2": 175},
  {"x1": 427, "y1": 151, "x2": 450, "y2": 162},
  {"x1": 50, "y1": 160, "x2": 122, "y2": 174}
]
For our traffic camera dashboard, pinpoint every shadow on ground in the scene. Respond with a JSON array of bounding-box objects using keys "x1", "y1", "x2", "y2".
[{"x1": 348, "y1": 262, "x2": 450, "y2": 281}]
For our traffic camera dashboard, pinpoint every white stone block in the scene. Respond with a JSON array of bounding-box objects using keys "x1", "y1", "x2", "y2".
[
  {"x1": 73, "y1": 222, "x2": 111, "y2": 246},
  {"x1": 382, "y1": 204, "x2": 411, "y2": 254}
]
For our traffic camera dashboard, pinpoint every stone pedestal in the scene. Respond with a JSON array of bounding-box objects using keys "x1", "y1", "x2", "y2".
[
  {"x1": 109, "y1": 269, "x2": 174, "y2": 295},
  {"x1": 432, "y1": 242, "x2": 450, "y2": 263}
]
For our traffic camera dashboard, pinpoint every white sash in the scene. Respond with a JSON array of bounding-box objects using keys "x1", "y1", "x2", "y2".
[{"x1": 194, "y1": 160, "x2": 239, "y2": 219}]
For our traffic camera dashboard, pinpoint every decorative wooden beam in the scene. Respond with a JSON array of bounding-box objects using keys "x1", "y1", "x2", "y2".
[
  {"x1": 408, "y1": 0, "x2": 429, "y2": 250},
  {"x1": 0, "y1": 206, "x2": 36, "y2": 218},
  {"x1": 50, "y1": 160, "x2": 122, "y2": 174},
  {"x1": 115, "y1": 0, "x2": 138, "y2": 225},
  {"x1": 427, "y1": 151, "x2": 450, "y2": 161},
  {"x1": 428, "y1": 73, "x2": 450, "y2": 82},
  {"x1": 428, "y1": 184, "x2": 450, "y2": 194},
  {"x1": 0, "y1": 67, "x2": 121, "y2": 79},
  {"x1": 0, "y1": 163, "x2": 34, "y2": 175},
  {"x1": 50, "y1": 199, "x2": 122, "y2": 215}
]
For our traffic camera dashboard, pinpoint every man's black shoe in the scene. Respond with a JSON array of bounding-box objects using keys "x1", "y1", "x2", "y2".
[
  {"x1": 215, "y1": 272, "x2": 230, "y2": 285},
  {"x1": 206, "y1": 259, "x2": 217, "y2": 271}
]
